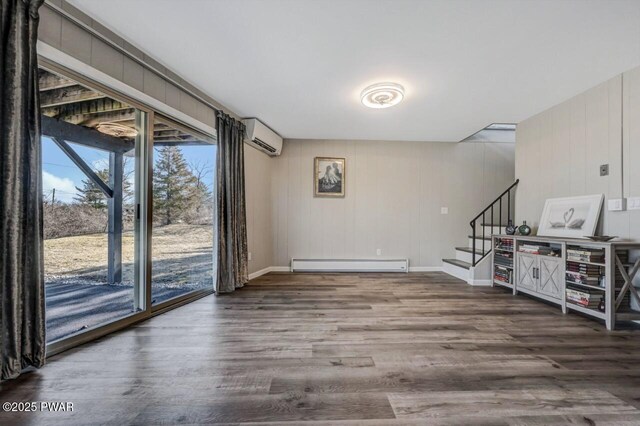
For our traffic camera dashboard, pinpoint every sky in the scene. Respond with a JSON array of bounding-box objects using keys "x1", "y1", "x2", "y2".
[{"x1": 42, "y1": 136, "x2": 216, "y2": 204}]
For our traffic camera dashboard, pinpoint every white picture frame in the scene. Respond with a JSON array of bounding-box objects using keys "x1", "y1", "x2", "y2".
[{"x1": 537, "y1": 194, "x2": 604, "y2": 238}]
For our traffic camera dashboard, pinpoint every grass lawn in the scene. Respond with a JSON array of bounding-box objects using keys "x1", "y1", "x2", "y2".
[
  {"x1": 44, "y1": 223, "x2": 215, "y2": 341},
  {"x1": 45, "y1": 223, "x2": 214, "y2": 283}
]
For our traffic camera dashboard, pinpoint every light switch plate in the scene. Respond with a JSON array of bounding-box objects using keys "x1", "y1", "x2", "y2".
[
  {"x1": 628, "y1": 197, "x2": 640, "y2": 210},
  {"x1": 376, "y1": 249, "x2": 382, "y2": 256},
  {"x1": 441, "y1": 207, "x2": 449, "y2": 214},
  {"x1": 248, "y1": 252, "x2": 252, "y2": 261},
  {"x1": 608, "y1": 198, "x2": 626, "y2": 211}
]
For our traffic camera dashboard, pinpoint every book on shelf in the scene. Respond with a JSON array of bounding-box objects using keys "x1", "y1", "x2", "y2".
[
  {"x1": 566, "y1": 270, "x2": 603, "y2": 285},
  {"x1": 494, "y1": 265, "x2": 512, "y2": 283},
  {"x1": 567, "y1": 260, "x2": 601, "y2": 268},
  {"x1": 566, "y1": 285, "x2": 604, "y2": 309},
  {"x1": 615, "y1": 291, "x2": 631, "y2": 310},
  {"x1": 567, "y1": 299, "x2": 602, "y2": 309},
  {"x1": 518, "y1": 244, "x2": 560, "y2": 256},
  {"x1": 566, "y1": 248, "x2": 605, "y2": 263},
  {"x1": 566, "y1": 262, "x2": 602, "y2": 273},
  {"x1": 566, "y1": 284, "x2": 603, "y2": 299},
  {"x1": 494, "y1": 258, "x2": 513, "y2": 267},
  {"x1": 495, "y1": 251, "x2": 513, "y2": 259},
  {"x1": 495, "y1": 238, "x2": 514, "y2": 251},
  {"x1": 566, "y1": 269, "x2": 601, "y2": 276},
  {"x1": 616, "y1": 250, "x2": 629, "y2": 262}
]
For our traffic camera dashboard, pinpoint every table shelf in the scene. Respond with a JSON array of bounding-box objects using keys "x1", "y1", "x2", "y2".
[{"x1": 491, "y1": 234, "x2": 640, "y2": 330}]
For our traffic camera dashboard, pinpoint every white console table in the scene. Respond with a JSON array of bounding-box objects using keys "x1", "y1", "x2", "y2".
[{"x1": 491, "y1": 235, "x2": 640, "y2": 330}]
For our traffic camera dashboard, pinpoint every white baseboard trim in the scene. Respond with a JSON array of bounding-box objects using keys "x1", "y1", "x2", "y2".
[
  {"x1": 291, "y1": 258, "x2": 409, "y2": 273},
  {"x1": 248, "y1": 267, "x2": 273, "y2": 280},
  {"x1": 251, "y1": 265, "x2": 443, "y2": 278},
  {"x1": 248, "y1": 266, "x2": 292, "y2": 280}
]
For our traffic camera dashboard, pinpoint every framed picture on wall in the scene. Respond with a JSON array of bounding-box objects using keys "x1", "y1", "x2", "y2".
[
  {"x1": 314, "y1": 157, "x2": 345, "y2": 197},
  {"x1": 537, "y1": 194, "x2": 604, "y2": 238}
]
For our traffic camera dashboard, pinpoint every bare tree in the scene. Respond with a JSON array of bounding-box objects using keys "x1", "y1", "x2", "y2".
[
  {"x1": 188, "y1": 159, "x2": 214, "y2": 225},
  {"x1": 189, "y1": 159, "x2": 213, "y2": 189}
]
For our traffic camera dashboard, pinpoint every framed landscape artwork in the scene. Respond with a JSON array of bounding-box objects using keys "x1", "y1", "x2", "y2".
[
  {"x1": 537, "y1": 194, "x2": 604, "y2": 238},
  {"x1": 314, "y1": 157, "x2": 345, "y2": 197}
]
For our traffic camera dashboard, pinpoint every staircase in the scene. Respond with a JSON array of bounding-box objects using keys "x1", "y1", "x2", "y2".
[{"x1": 442, "y1": 180, "x2": 519, "y2": 285}]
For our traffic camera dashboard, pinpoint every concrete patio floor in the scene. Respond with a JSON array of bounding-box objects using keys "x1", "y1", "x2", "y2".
[{"x1": 45, "y1": 281, "x2": 208, "y2": 342}]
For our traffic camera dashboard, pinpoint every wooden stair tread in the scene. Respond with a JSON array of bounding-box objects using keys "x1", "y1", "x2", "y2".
[
  {"x1": 455, "y1": 247, "x2": 485, "y2": 255},
  {"x1": 442, "y1": 258, "x2": 471, "y2": 270}
]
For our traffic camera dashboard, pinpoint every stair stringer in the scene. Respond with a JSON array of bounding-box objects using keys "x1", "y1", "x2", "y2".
[{"x1": 468, "y1": 254, "x2": 492, "y2": 286}]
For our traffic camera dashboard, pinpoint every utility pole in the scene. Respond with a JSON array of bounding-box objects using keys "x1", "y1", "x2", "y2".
[{"x1": 51, "y1": 188, "x2": 56, "y2": 205}]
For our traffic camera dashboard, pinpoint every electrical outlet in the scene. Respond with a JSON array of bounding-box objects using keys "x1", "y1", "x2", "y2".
[
  {"x1": 608, "y1": 198, "x2": 626, "y2": 211},
  {"x1": 441, "y1": 207, "x2": 449, "y2": 214},
  {"x1": 248, "y1": 252, "x2": 252, "y2": 261},
  {"x1": 376, "y1": 249, "x2": 382, "y2": 256},
  {"x1": 628, "y1": 197, "x2": 640, "y2": 210},
  {"x1": 600, "y1": 164, "x2": 609, "y2": 176}
]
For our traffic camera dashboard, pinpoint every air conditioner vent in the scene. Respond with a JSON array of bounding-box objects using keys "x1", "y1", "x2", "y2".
[
  {"x1": 253, "y1": 137, "x2": 276, "y2": 153},
  {"x1": 242, "y1": 118, "x2": 282, "y2": 156}
]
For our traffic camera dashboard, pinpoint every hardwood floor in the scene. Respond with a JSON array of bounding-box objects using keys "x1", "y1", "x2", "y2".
[{"x1": 2, "y1": 271, "x2": 640, "y2": 425}]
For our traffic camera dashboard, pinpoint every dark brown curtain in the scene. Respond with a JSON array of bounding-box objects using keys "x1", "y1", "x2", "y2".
[
  {"x1": 0, "y1": 0, "x2": 46, "y2": 379},
  {"x1": 215, "y1": 112, "x2": 248, "y2": 294}
]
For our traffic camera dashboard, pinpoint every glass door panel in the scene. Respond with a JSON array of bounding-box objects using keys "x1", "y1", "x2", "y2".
[
  {"x1": 40, "y1": 68, "x2": 144, "y2": 342},
  {"x1": 151, "y1": 118, "x2": 216, "y2": 305}
]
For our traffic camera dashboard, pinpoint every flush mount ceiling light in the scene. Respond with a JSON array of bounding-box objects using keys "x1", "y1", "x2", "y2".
[
  {"x1": 360, "y1": 82, "x2": 405, "y2": 109},
  {"x1": 96, "y1": 122, "x2": 138, "y2": 139}
]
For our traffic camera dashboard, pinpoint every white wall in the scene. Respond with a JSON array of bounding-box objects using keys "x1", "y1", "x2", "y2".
[
  {"x1": 270, "y1": 139, "x2": 515, "y2": 268},
  {"x1": 245, "y1": 146, "x2": 274, "y2": 274},
  {"x1": 515, "y1": 65, "x2": 640, "y2": 240}
]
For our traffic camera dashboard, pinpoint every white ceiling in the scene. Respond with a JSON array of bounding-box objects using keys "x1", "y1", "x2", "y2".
[{"x1": 69, "y1": 0, "x2": 640, "y2": 142}]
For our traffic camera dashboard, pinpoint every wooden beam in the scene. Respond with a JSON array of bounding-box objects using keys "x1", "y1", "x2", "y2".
[
  {"x1": 38, "y1": 71, "x2": 78, "y2": 91},
  {"x1": 42, "y1": 101, "x2": 133, "y2": 126},
  {"x1": 108, "y1": 152, "x2": 123, "y2": 285},
  {"x1": 42, "y1": 106, "x2": 134, "y2": 126},
  {"x1": 42, "y1": 115, "x2": 134, "y2": 154},
  {"x1": 80, "y1": 111, "x2": 136, "y2": 127},
  {"x1": 51, "y1": 138, "x2": 113, "y2": 198},
  {"x1": 152, "y1": 123, "x2": 172, "y2": 131},
  {"x1": 40, "y1": 86, "x2": 106, "y2": 108}
]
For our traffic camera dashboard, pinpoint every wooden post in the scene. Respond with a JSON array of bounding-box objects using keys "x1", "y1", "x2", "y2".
[{"x1": 108, "y1": 152, "x2": 123, "y2": 285}]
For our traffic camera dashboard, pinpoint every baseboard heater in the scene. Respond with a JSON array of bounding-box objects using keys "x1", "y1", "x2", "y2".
[{"x1": 290, "y1": 258, "x2": 409, "y2": 273}]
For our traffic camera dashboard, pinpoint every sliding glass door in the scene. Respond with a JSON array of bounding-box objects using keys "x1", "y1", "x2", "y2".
[
  {"x1": 39, "y1": 65, "x2": 216, "y2": 347},
  {"x1": 39, "y1": 68, "x2": 145, "y2": 342},
  {"x1": 150, "y1": 117, "x2": 216, "y2": 306}
]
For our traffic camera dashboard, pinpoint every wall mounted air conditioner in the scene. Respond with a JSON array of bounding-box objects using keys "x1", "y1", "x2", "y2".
[{"x1": 242, "y1": 118, "x2": 282, "y2": 156}]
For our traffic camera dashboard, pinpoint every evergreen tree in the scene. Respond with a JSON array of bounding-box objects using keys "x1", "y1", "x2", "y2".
[
  {"x1": 74, "y1": 165, "x2": 134, "y2": 209},
  {"x1": 153, "y1": 146, "x2": 197, "y2": 225},
  {"x1": 74, "y1": 169, "x2": 109, "y2": 209}
]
